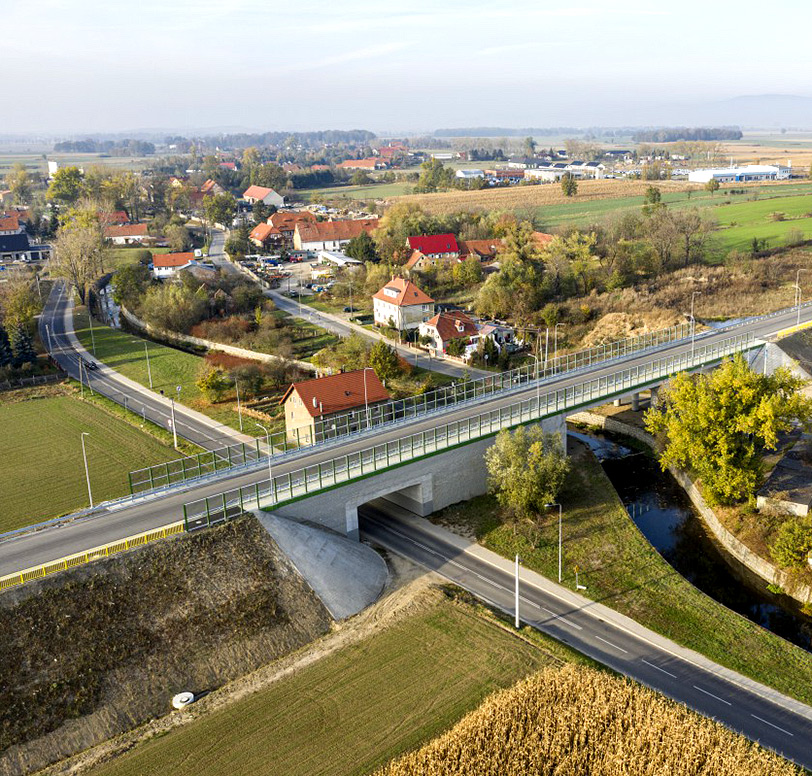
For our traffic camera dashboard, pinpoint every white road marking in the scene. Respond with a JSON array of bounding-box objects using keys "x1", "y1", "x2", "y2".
[
  {"x1": 750, "y1": 714, "x2": 794, "y2": 736},
  {"x1": 594, "y1": 634, "x2": 629, "y2": 654},
  {"x1": 693, "y1": 684, "x2": 732, "y2": 706},
  {"x1": 641, "y1": 658, "x2": 677, "y2": 679}
]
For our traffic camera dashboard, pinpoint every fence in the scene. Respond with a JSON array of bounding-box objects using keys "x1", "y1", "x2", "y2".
[
  {"x1": 182, "y1": 331, "x2": 757, "y2": 530},
  {"x1": 0, "y1": 372, "x2": 66, "y2": 393},
  {"x1": 0, "y1": 521, "x2": 185, "y2": 592},
  {"x1": 128, "y1": 320, "x2": 696, "y2": 495}
]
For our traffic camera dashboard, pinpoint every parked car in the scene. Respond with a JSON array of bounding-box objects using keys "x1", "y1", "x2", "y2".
[{"x1": 343, "y1": 305, "x2": 358, "y2": 313}]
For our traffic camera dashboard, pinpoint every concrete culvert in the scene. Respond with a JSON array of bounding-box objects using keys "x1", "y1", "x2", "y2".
[{"x1": 171, "y1": 691, "x2": 195, "y2": 710}]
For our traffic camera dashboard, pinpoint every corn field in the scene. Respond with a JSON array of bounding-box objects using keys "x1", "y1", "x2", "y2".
[{"x1": 375, "y1": 664, "x2": 801, "y2": 776}]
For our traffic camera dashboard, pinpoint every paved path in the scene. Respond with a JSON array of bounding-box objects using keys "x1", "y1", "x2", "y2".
[
  {"x1": 40, "y1": 280, "x2": 254, "y2": 450},
  {"x1": 359, "y1": 500, "x2": 812, "y2": 771}
]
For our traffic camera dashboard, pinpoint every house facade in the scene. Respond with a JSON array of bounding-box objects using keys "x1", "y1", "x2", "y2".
[
  {"x1": 407, "y1": 233, "x2": 459, "y2": 260},
  {"x1": 372, "y1": 277, "x2": 434, "y2": 330},
  {"x1": 152, "y1": 251, "x2": 195, "y2": 278},
  {"x1": 242, "y1": 185, "x2": 285, "y2": 208},
  {"x1": 294, "y1": 218, "x2": 378, "y2": 252},
  {"x1": 280, "y1": 369, "x2": 391, "y2": 444},
  {"x1": 104, "y1": 224, "x2": 150, "y2": 245},
  {"x1": 418, "y1": 310, "x2": 478, "y2": 355}
]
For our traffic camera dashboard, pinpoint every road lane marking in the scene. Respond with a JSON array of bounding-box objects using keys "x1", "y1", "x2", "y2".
[
  {"x1": 693, "y1": 684, "x2": 732, "y2": 706},
  {"x1": 750, "y1": 714, "x2": 794, "y2": 736},
  {"x1": 594, "y1": 634, "x2": 629, "y2": 654},
  {"x1": 641, "y1": 658, "x2": 677, "y2": 679}
]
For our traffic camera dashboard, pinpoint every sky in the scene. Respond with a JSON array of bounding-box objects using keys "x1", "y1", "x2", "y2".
[{"x1": 4, "y1": 0, "x2": 812, "y2": 135}]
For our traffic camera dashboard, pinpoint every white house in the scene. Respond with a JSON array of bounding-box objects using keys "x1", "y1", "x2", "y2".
[
  {"x1": 688, "y1": 164, "x2": 791, "y2": 183},
  {"x1": 104, "y1": 224, "x2": 150, "y2": 245},
  {"x1": 293, "y1": 218, "x2": 378, "y2": 252},
  {"x1": 152, "y1": 251, "x2": 195, "y2": 279},
  {"x1": 373, "y1": 277, "x2": 434, "y2": 331},
  {"x1": 242, "y1": 185, "x2": 285, "y2": 208},
  {"x1": 418, "y1": 310, "x2": 478, "y2": 355}
]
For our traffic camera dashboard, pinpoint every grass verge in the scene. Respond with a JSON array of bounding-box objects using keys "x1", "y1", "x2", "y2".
[
  {"x1": 0, "y1": 384, "x2": 182, "y2": 532},
  {"x1": 88, "y1": 592, "x2": 555, "y2": 776},
  {"x1": 434, "y1": 443, "x2": 812, "y2": 707}
]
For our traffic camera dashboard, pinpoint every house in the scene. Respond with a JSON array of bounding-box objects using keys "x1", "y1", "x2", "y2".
[
  {"x1": 459, "y1": 239, "x2": 504, "y2": 262},
  {"x1": 200, "y1": 179, "x2": 224, "y2": 196},
  {"x1": 337, "y1": 159, "x2": 383, "y2": 170},
  {"x1": 100, "y1": 210, "x2": 130, "y2": 226},
  {"x1": 242, "y1": 185, "x2": 285, "y2": 208},
  {"x1": 152, "y1": 251, "x2": 195, "y2": 279},
  {"x1": 0, "y1": 232, "x2": 51, "y2": 263},
  {"x1": 294, "y1": 218, "x2": 378, "y2": 252},
  {"x1": 248, "y1": 222, "x2": 283, "y2": 249},
  {"x1": 104, "y1": 223, "x2": 150, "y2": 245},
  {"x1": 219, "y1": 161, "x2": 238, "y2": 171},
  {"x1": 418, "y1": 310, "x2": 478, "y2": 355},
  {"x1": 471, "y1": 321, "x2": 518, "y2": 354},
  {"x1": 268, "y1": 210, "x2": 317, "y2": 247},
  {"x1": 407, "y1": 233, "x2": 459, "y2": 260},
  {"x1": 0, "y1": 213, "x2": 24, "y2": 235},
  {"x1": 280, "y1": 369, "x2": 391, "y2": 444},
  {"x1": 373, "y1": 277, "x2": 434, "y2": 331}
]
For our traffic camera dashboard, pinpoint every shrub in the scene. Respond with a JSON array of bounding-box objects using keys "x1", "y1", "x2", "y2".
[
  {"x1": 771, "y1": 517, "x2": 812, "y2": 568},
  {"x1": 196, "y1": 366, "x2": 231, "y2": 402}
]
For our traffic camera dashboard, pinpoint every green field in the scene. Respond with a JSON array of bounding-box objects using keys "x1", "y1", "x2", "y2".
[
  {"x1": 437, "y1": 442, "x2": 812, "y2": 707},
  {"x1": 0, "y1": 153, "x2": 154, "y2": 176},
  {"x1": 89, "y1": 597, "x2": 553, "y2": 776},
  {"x1": 0, "y1": 388, "x2": 179, "y2": 531},
  {"x1": 299, "y1": 181, "x2": 412, "y2": 201},
  {"x1": 105, "y1": 247, "x2": 168, "y2": 272}
]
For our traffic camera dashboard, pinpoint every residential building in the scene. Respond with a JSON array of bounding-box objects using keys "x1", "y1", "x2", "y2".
[
  {"x1": 152, "y1": 251, "x2": 195, "y2": 279},
  {"x1": 337, "y1": 159, "x2": 384, "y2": 170},
  {"x1": 100, "y1": 210, "x2": 130, "y2": 226},
  {"x1": 459, "y1": 239, "x2": 504, "y2": 262},
  {"x1": 248, "y1": 222, "x2": 282, "y2": 249},
  {"x1": 280, "y1": 369, "x2": 391, "y2": 444},
  {"x1": 294, "y1": 218, "x2": 378, "y2": 252},
  {"x1": 407, "y1": 233, "x2": 459, "y2": 260},
  {"x1": 0, "y1": 213, "x2": 24, "y2": 235},
  {"x1": 201, "y1": 179, "x2": 224, "y2": 196},
  {"x1": 242, "y1": 185, "x2": 285, "y2": 208},
  {"x1": 688, "y1": 164, "x2": 791, "y2": 183},
  {"x1": 372, "y1": 277, "x2": 434, "y2": 331},
  {"x1": 104, "y1": 223, "x2": 150, "y2": 245},
  {"x1": 268, "y1": 210, "x2": 317, "y2": 247},
  {"x1": 418, "y1": 310, "x2": 478, "y2": 355},
  {"x1": 0, "y1": 232, "x2": 51, "y2": 263}
]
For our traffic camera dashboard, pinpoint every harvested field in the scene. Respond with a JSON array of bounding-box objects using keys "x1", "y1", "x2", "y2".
[
  {"x1": 394, "y1": 179, "x2": 693, "y2": 215},
  {"x1": 375, "y1": 664, "x2": 802, "y2": 776},
  {"x1": 0, "y1": 516, "x2": 330, "y2": 776}
]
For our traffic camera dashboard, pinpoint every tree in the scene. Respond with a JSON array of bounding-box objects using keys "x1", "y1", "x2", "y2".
[
  {"x1": 203, "y1": 192, "x2": 236, "y2": 229},
  {"x1": 350, "y1": 169, "x2": 373, "y2": 186},
  {"x1": 0, "y1": 272, "x2": 39, "y2": 329},
  {"x1": 705, "y1": 178, "x2": 720, "y2": 196},
  {"x1": 46, "y1": 166, "x2": 85, "y2": 205},
  {"x1": 484, "y1": 426, "x2": 570, "y2": 518},
  {"x1": 645, "y1": 354, "x2": 812, "y2": 504},
  {"x1": 560, "y1": 173, "x2": 578, "y2": 197},
  {"x1": 165, "y1": 224, "x2": 191, "y2": 253},
  {"x1": 414, "y1": 159, "x2": 454, "y2": 193},
  {"x1": 369, "y1": 339, "x2": 401, "y2": 381},
  {"x1": 0, "y1": 323, "x2": 13, "y2": 369},
  {"x1": 523, "y1": 136, "x2": 536, "y2": 157},
  {"x1": 196, "y1": 366, "x2": 231, "y2": 402},
  {"x1": 251, "y1": 162, "x2": 286, "y2": 191},
  {"x1": 225, "y1": 224, "x2": 251, "y2": 259},
  {"x1": 345, "y1": 231, "x2": 378, "y2": 262},
  {"x1": 5, "y1": 163, "x2": 32, "y2": 204},
  {"x1": 643, "y1": 185, "x2": 661, "y2": 205},
  {"x1": 771, "y1": 517, "x2": 812, "y2": 568},
  {"x1": 452, "y1": 254, "x2": 483, "y2": 286},
  {"x1": 112, "y1": 262, "x2": 151, "y2": 309},
  {"x1": 139, "y1": 283, "x2": 206, "y2": 333},
  {"x1": 10, "y1": 324, "x2": 36, "y2": 368},
  {"x1": 252, "y1": 200, "x2": 269, "y2": 225},
  {"x1": 52, "y1": 211, "x2": 107, "y2": 304},
  {"x1": 670, "y1": 210, "x2": 712, "y2": 267}
]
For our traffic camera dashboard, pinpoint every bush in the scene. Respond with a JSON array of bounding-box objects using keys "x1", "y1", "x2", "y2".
[
  {"x1": 196, "y1": 366, "x2": 231, "y2": 402},
  {"x1": 770, "y1": 212, "x2": 786, "y2": 222},
  {"x1": 771, "y1": 517, "x2": 812, "y2": 568}
]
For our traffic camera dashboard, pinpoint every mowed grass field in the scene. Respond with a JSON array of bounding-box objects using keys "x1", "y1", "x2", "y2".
[
  {"x1": 0, "y1": 387, "x2": 178, "y2": 531},
  {"x1": 89, "y1": 597, "x2": 552, "y2": 776},
  {"x1": 0, "y1": 153, "x2": 154, "y2": 176},
  {"x1": 299, "y1": 181, "x2": 412, "y2": 201}
]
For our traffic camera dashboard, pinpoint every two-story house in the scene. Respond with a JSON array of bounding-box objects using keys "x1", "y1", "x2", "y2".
[{"x1": 372, "y1": 277, "x2": 435, "y2": 331}]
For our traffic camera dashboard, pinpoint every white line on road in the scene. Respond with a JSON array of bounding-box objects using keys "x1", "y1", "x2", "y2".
[
  {"x1": 641, "y1": 658, "x2": 677, "y2": 679},
  {"x1": 693, "y1": 684, "x2": 732, "y2": 706},
  {"x1": 750, "y1": 714, "x2": 794, "y2": 736},
  {"x1": 594, "y1": 634, "x2": 629, "y2": 654}
]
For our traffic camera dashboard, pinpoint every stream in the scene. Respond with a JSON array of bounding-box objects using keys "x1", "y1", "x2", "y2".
[{"x1": 570, "y1": 430, "x2": 812, "y2": 652}]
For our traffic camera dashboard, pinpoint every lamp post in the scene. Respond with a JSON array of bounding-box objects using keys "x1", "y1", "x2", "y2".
[
  {"x1": 81, "y1": 432, "x2": 93, "y2": 508},
  {"x1": 514, "y1": 554, "x2": 521, "y2": 629},
  {"x1": 795, "y1": 269, "x2": 808, "y2": 327},
  {"x1": 690, "y1": 291, "x2": 702, "y2": 363},
  {"x1": 235, "y1": 379, "x2": 243, "y2": 432},
  {"x1": 546, "y1": 502, "x2": 563, "y2": 583},
  {"x1": 161, "y1": 388, "x2": 180, "y2": 449},
  {"x1": 255, "y1": 422, "x2": 274, "y2": 504},
  {"x1": 362, "y1": 366, "x2": 374, "y2": 429},
  {"x1": 554, "y1": 323, "x2": 565, "y2": 367},
  {"x1": 135, "y1": 340, "x2": 153, "y2": 389},
  {"x1": 87, "y1": 301, "x2": 96, "y2": 355}
]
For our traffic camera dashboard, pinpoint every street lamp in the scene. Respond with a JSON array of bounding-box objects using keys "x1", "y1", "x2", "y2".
[
  {"x1": 795, "y1": 269, "x2": 809, "y2": 327},
  {"x1": 235, "y1": 379, "x2": 243, "y2": 432},
  {"x1": 160, "y1": 388, "x2": 180, "y2": 449},
  {"x1": 514, "y1": 554, "x2": 521, "y2": 629},
  {"x1": 554, "y1": 323, "x2": 565, "y2": 368},
  {"x1": 134, "y1": 340, "x2": 153, "y2": 389},
  {"x1": 690, "y1": 291, "x2": 702, "y2": 363},
  {"x1": 81, "y1": 432, "x2": 93, "y2": 508},
  {"x1": 545, "y1": 502, "x2": 563, "y2": 583},
  {"x1": 362, "y1": 366, "x2": 375, "y2": 429},
  {"x1": 255, "y1": 422, "x2": 274, "y2": 504}
]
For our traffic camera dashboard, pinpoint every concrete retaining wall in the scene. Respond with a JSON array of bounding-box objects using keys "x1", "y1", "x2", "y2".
[
  {"x1": 569, "y1": 410, "x2": 812, "y2": 605},
  {"x1": 120, "y1": 306, "x2": 318, "y2": 373}
]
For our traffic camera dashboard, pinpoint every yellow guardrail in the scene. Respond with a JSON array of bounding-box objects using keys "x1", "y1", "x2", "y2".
[
  {"x1": 772, "y1": 319, "x2": 812, "y2": 340},
  {"x1": 0, "y1": 520, "x2": 185, "y2": 592}
]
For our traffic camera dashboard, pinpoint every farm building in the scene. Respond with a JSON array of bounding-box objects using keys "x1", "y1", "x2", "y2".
[{"x1": 688, "y1": 164, "x2": 791, "y2": 183}]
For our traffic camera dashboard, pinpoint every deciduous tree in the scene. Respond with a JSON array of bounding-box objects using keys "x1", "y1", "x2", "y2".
[
  {"x1": 560, "y1": 173, "x2": 578, "y2": 197},
  {"x1": 369, "y1": 339, "x2": 401, "y2": 381}
]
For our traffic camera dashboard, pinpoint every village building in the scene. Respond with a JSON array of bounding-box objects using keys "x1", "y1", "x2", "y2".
[
  {"x1": 280, "y1": 369, "x2": 391, "y2": 444},
  {"x1": 294, "y1": 218, "x2": 378, "y2": 252},
  {"x1": 152, "y1": 251, "x2": 195, "y2": 279},
  {"x1": 104, "y1": 223, "x2": 150, "y2": 245},
  {"x1": 407, "y1": 233, "x2": 459, "y2": 260},
  {"x1": 242, "y1": 185, "x2": 285, "y2": 208},
  {"x1": 372, "y1": 277, "x2": 434, "y2": 331},
  {"x1": 418, "y1": 310, "x2": 478, "y2": 355}
]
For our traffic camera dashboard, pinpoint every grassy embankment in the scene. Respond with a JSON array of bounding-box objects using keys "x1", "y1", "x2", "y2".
[
  {"x1": 0, "y1": 384, "x2": 181, "y2": 533},
  {"x1": 434, "y1": 444, "x2": 812, "y2": 707},
  {"x1": 0, "y1": 517, "x2": 331, "y2": 776},
  {"x1": 87, "y1": 592, "x2": 565, "y2": 776}
]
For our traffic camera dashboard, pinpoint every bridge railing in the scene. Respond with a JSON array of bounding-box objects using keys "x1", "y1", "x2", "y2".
[
  {"x1": 182, "y1": 330, "x2": 756, "y2": 530},
  {"x1": 130, "y1": 321, "x2": 694, "y2": 496}
]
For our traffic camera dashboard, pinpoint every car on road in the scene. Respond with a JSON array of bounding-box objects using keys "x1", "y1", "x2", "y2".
[{"x1": 82, "y1": 359, "x2": 98, "y2": 371}]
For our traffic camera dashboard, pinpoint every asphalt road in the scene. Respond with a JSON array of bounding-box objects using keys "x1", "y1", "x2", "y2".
[
  {"x1": 358, "y1": 502, "x2": 812, "y2": 771},
  {"x1": 39, "y1": 281, "x2": 250, "y2": 451},
  {"x1": 5, "y1": 299, "x2": 810, "y2": 580}
]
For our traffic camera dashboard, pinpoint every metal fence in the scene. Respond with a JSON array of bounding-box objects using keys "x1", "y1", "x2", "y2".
[
  {"x1": 182, "y1": 331, "x2": 756, "y2": 530},
  {"x1": 129, "y1": 321, "x2": 695, "y2": 495},
  {"x1": 0, "y1": 521, "x2": 185, "y2": 591},
  {"x1": 0, "y1": 372, "x2": 66, "y2": 393}
]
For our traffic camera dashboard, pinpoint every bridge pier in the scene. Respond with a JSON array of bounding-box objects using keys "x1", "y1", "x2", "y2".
[{"x1": 631, "y1": 392, "x2": 640, "y2": 411}]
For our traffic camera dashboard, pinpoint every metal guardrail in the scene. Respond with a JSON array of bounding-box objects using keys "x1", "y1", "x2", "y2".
[
  {"x1": 0, "y1": 521, "x2": 185, "y2": 591},
  {"x1": 129, "y1": 321, "x2": 695, "y2": 495},
  {"x1": 182, "y1": 331, "x2": 757, "y2": 529}
]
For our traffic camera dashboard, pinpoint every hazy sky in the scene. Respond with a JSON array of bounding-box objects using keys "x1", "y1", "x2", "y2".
[{"x1": 4, "y1": 0, "x2": 812, "y2": 134}]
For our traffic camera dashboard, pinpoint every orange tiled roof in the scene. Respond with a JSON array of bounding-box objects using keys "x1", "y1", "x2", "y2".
[
  {"x1": 153, "y1": 252, "x2": 195, "y2": 268},
  {"x1": 424, "y1": 310, "x2": 477, "y2": 342},
  {"x1": 459, "y1": 239, "x2": 503, "y2": 259},
  {"x1": 281, "y1": 369, "x2": 390, "y2": 418},
  {"x1": 296, "y1": 218, "x2": 378, "y2": 244},
  {"x1": 373, "y1": 277, "x2": 434, "y2": 307},
  {"x1": 104, "y1": 224, "x2": 148, "y2": 238}
]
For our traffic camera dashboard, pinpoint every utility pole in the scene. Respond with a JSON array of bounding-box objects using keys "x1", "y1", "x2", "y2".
[
  {"x1": 87, "y1": 300, "x2": 96, "y2": 355},
  {"x1": 81, "y1": 432, "x2": 93, "y2": 508},
  {"x1": 235, "y1": 379, "x2": 243, "y2": 432},
  {"x1": 363, "y1": 367, "x2": 373, "y2": 429},
  {"x1": 690, "y1": 291, "x2": 702, "y2": 363},
  {"x1": 137, "y1": 340, "x2": 153, "y2": 389},
  {"x1": 78, "y1": 358, "x2": 85, "y2": 399},
  {"x1": 255, "y1": 422, "x2": 274, "y2": 504},
  {"x1": 514, "y1": 554, "x2": 521, "y2": 629}
]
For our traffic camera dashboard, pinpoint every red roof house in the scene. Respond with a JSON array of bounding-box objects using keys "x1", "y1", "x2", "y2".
[{"x1": 407, "y1": 233, "x2": 460, "y2": 258}]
